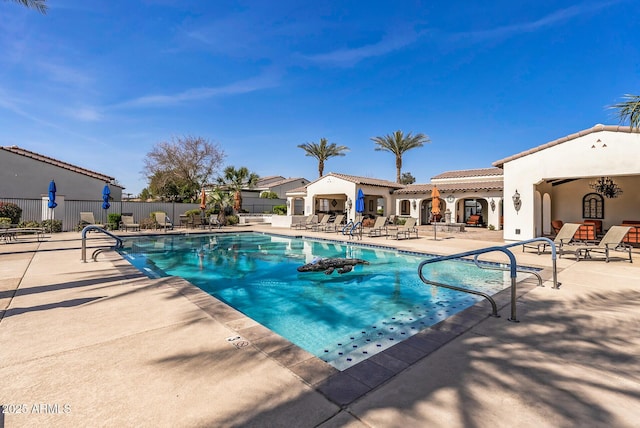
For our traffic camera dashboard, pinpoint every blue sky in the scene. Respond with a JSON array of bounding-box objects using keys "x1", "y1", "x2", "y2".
[{"x1": 1, "y1": 0, "x2": 637, "y2": 195}]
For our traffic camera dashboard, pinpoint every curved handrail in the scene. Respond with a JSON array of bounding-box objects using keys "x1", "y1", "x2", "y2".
[
  {"x1": 341, "y1": 221, "x2": 354, "y2": 235},
  {"x1": 349, "y1": 221, "x2": 362, "y2": 240},
  {"x1": 81, "y1": 225, "x2": 123, "y2": 262},
  {"x1": 418, "y1": 246, "x2": 520, "y2": 322},
  {"x1": 498, "y1": 237, "x2": 559, "y2": 289}
]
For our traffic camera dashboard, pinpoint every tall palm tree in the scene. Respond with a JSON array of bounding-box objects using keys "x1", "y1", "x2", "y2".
[
  {"x1": 9, "y1": 0, "x2": 47, "y2": 13},
  {"x1": 216, "y1": 166, "x2": 259, "y2": 212},
  {"x1": 611, "y1": 94, "x2": 640, "y2": 130},
  {"x1": 297, "y1": 138, "x2": 349, "y2": 177},
  {"x1": 371, "y1": 130, "x2": 430, "y2": 183}
]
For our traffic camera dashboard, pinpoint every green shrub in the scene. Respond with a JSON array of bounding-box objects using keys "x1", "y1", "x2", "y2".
[
  {"x1": 19, "y1": 220, "x2": 41, "y2": 228},
  {"x1": 226, "y1": 215, "x2": 239, "y2": 225},
  {"x1": 260, "y1": 191, "x2": 279, "y2": 199},
  {"x1": 42, "y1": 219, "x2": 62, "y2": 233},
  {"x1": 0, "y1": 202, "x2": 22, "y2": 224},
  {"x1": 488, "y1": 224, "x2": 495, "y2": 230},
  {"x1": 184, "y1": 209, "x2": 201, "y2": 217},
  {"x1": 397, "y1": 218, "x2": 407, "y2": 226},
  {"x1": 107, "y1": 213, "x2": 122, "y2": 230},
  {"x1": 0, "y1": 217, "x2": 11, "y2": 225},
  {"x1": 272, "y1": 205, "x2": 287, "y2": 215},
  {"x1": 140, "y1": 217, "x2": 156, "y2": 230}
]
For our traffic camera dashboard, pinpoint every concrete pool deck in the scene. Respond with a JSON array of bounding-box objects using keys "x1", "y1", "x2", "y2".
[{"x1": 1, "y1": 226, "x2": 639, "y2": 427}]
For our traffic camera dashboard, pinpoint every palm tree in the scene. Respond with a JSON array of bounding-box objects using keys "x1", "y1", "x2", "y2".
[
  {"x1": 208, "y1": 187, "x2": 234, "y2": 225},
  {"x1": 611, "y1": 94, "x2": 640, "y2": 130},
  {"x1": 216, "y1": 166, "x2": 259, "y2": 212},
  {"x1": 371, "y1": 130, "x2": 430, "y2": 183},
  {"x1": 298, "y1": 138, "x2": 349, "y2": 177},
  {"x1": 9, "y1": 0, "x2": 47, "y2": 13}
]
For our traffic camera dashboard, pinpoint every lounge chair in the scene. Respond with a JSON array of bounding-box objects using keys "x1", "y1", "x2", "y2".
[
  {"x1": 366, "y1": 216, "x2": 388, "y2": 237},
  {"x1": 79, "y1": 212, "x2": 105, "y2": 229},
  {"x1": 155, "y1": 212, "x2": 173, "y2": 231},
  {"x1": 388, "y1": 217, "x2": 418, "y2": 240},
  {"x1": 311, "y1": 214, "x2": 331, "y2": 231},
  {"x1": 522, "y1": 223, "x2": 581, "y2": 256},
  {"x1": 291, "y1": 215, "x2": 317, "y2": 230},
  {"x1": 322, "y1": 214, "x2": 345, "y2": 232},
  {"x1": 120, "y1": 215, "x2": 140, "y2": 231},
  {"x1": 208, "y1": 214, "x2": 222, "y2": 229},
  {"x1": 573, "y1": 226, "x2": 633, "y2": 263}
]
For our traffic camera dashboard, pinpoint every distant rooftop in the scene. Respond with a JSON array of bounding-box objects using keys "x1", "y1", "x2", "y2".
[
  {"x1": 396, "y1": 180, "x2": 503, "y2": 195},
  {"x1": 432, "y1": 167, "x2": 503, "y2": 180}
]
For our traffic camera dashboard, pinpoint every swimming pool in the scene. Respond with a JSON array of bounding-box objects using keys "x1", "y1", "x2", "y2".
[{"x1": 120, "y1": 232, "x2": 531, "y2": 370}]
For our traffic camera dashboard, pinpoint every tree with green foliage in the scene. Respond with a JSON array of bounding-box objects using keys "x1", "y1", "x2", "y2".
[
  {"x1": 371, "y1": 130, "x2": 430, "y2": 183},
  {"x1": 400, "y1": 172, "x2": 416, "y2": 185},
  {"x1": 7, "y1": 0, "x2": 47, "y2": 13},
  {"x1": 143, "y1": 136, "x2": 225, "y2": 202},
  {"x1": 611, "y1": 94, "x2": 640, "y2": 130},
  {"x1": 208, "y1": 187, "x2": 234, "y2": 225},
  {"x1": 297, "y1": 138, "x2": 349, "y2": 178},
  {"x1": 216, "y1": 166, "x2": 259, "y2": 212}
]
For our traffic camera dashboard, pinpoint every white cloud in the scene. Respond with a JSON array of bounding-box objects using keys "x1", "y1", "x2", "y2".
[
  {"x1": 303, "y1": 30, "x2": 421, "y2": 67},
  {"x1": 115, "y1": 70, "x2": 281, "y2": 108}
]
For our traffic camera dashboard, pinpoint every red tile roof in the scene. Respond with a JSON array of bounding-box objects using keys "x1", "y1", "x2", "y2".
[
  {"x1": 432, "y1": 167, "x2": 503, "y2": 180},
  {"x1": 396, "y1": 180, "x2": 503, "y2": 194},
  {"x1": 320, "y1": 172, "x2": 405, "y2": 189}
]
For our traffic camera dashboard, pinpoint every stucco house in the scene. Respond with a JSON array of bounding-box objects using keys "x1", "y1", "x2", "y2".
[
  {"x1": 0, "y1": 146, "x2": 123, "y2": 201},
  {"x1": 493, "y1": 124, "x2": 640, "y2": 241},
  {"x1": 284, "y1": 170, "x2": 504, "y2": 228}
]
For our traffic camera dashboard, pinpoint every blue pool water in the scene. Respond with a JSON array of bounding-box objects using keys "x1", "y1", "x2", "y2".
[{"x1": 120, "y1": 232, "x2": 529, "y2": 370}]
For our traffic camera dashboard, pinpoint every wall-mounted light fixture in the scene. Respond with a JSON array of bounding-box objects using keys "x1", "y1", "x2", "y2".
[
  {"x1": 490, "y1": 198, "x2": 496, "y2": 212},
  {"x1": 347, "y1": 198, "x2": 352, "y2": 209},
  {"x1": 286, "y1": 199, "x2": 290, "y2": 207},
  {"x1": 412, "y1": 200, "x2": 417, "y2": 209},
  {"x1": 512, "y1": 190, "x2": 521, "y2": 212}
]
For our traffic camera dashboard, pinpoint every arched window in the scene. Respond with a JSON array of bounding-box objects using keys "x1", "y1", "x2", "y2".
[{"x1": 583, "y1": 193, "x2": 604, "y2": 219}]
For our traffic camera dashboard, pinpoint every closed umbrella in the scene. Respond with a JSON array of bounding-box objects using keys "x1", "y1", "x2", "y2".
[
  {"x1": 200, "y1": 188, "x2": 207, "y2": 223},
  {"x1": 102, "y1": 184, "x2": 111, "y2": 226},
  {"x1": 355, "y1": 189, "x2": 365, "y2": 217},
  {"x1": 48, "y1": 179, "x2": 57, "y2": 208},
  {"x1": 431, "y1": 186, "x2": 441, "y2": 240}
]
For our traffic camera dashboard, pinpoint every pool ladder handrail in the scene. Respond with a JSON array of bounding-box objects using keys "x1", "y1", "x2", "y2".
[
  {"x1": 341, "y1": 221, "x2": 363, "y2": 239},
  {"x1": 81, "y1": 225, "x2": 124, "y2": 262},
  {"x1": 417, "y1": 238, "x2": 559, "y2": 323},
  {"x1": 418, "y1": 246, "x2": 520, "y2": 321},
  {"x1": 472, "y1": 238, "x2": 559, "y2": 289}
]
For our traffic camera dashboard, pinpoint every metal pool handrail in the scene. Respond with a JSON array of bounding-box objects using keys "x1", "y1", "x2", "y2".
[
  {"x1": 418, "y1": 246, "x2": 520, "y2": 322},
  {"x1": 473, "y1": 238, "x2": 560, "y2": 289},
  {"x1": 81, "y1": 225, "x2": 123, "y2": 262}
]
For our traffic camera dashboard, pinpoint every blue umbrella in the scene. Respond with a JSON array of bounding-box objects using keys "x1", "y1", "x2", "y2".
[
  {"x1": 355, "y1": 189, "x2": 365, "y2": 214},
  {"x1": 48, "y1": 179, "x2": 57, "y2": 208},
  {"x1": 102, "y1": 184, "x2": 111, "y2": 209}
]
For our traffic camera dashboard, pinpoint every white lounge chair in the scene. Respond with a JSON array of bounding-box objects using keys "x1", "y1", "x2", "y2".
[{"x1": 573, "y1": 226, "x2": 633, "y2": 263}]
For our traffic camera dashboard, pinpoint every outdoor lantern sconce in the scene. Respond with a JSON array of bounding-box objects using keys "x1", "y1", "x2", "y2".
[
  {"x1": 490, "y1": 198, "x2": 496, "y2": 212},
  {"x1": 286, "y1": 199, "x2": 290, "y2": 207},
  {"x1": 412, "y1": 200, "x2": 417, "y2": 209},
  {"x1": 347, "y1": 198, "x2": 352, "y2": 210},
  {"x1": 512, "y1": 190, "x2": 521, "y2": 212}
]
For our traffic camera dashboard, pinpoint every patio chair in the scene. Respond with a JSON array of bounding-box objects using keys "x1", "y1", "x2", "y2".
[
  {"x1": 366, "y1": 216, "x2": 388, "y2": 237},
  {"x1": 208, "y1": 214, "x2": 222, "y2": 229},
  {"x1": 311, "y1": 214, "x2": 331, "y2": 231},
  {"x1": 291, "y1": 215, "x2": 316, "y2": 230},
  {"x1": 573, "y1": 226, "x2": 633, "y2": 263},
  {"x1": 388, "y1": 217, "x2": 418, "y2": 240},
  {"x1": 522, "y1": 223, "x2": 581, "y2": 256},
  {"x1": 551, "y1": 220, "x2": 564, "y2": 235},
  {"x1": 119, "y1": 215, "x2": 140, "y2": 232},
  {"x1": 322, "y1": 214, "x2": 345, "y2": 232},
  {"x1": 79, "y1": 212, "x2": 105, "y2": 229},
  {"x1": 155, "y1": 212, "x2": 173, "y2": 232}
]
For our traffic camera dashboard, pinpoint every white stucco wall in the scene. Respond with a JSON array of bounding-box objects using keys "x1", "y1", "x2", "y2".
[{"x1": 502, "y1": 130, "x2": 640, "y2": 241}]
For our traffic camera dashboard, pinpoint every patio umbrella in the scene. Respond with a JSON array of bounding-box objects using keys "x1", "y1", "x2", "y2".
[
  {"x1": 47, "y1": 179, "x2": 57, "y2": 209},
  {"x1": 431, "y1": 186, "x2": 441, "y2": 240},
  {"x1": 355, "y1": 189, "x2": 365, "y2": 218},
  {"x1": 102, "y1": 184, "x2": 111, "y2": 209},
  {"x1": 199, "y1": 188, "x2": 207, "y2": 222}
]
